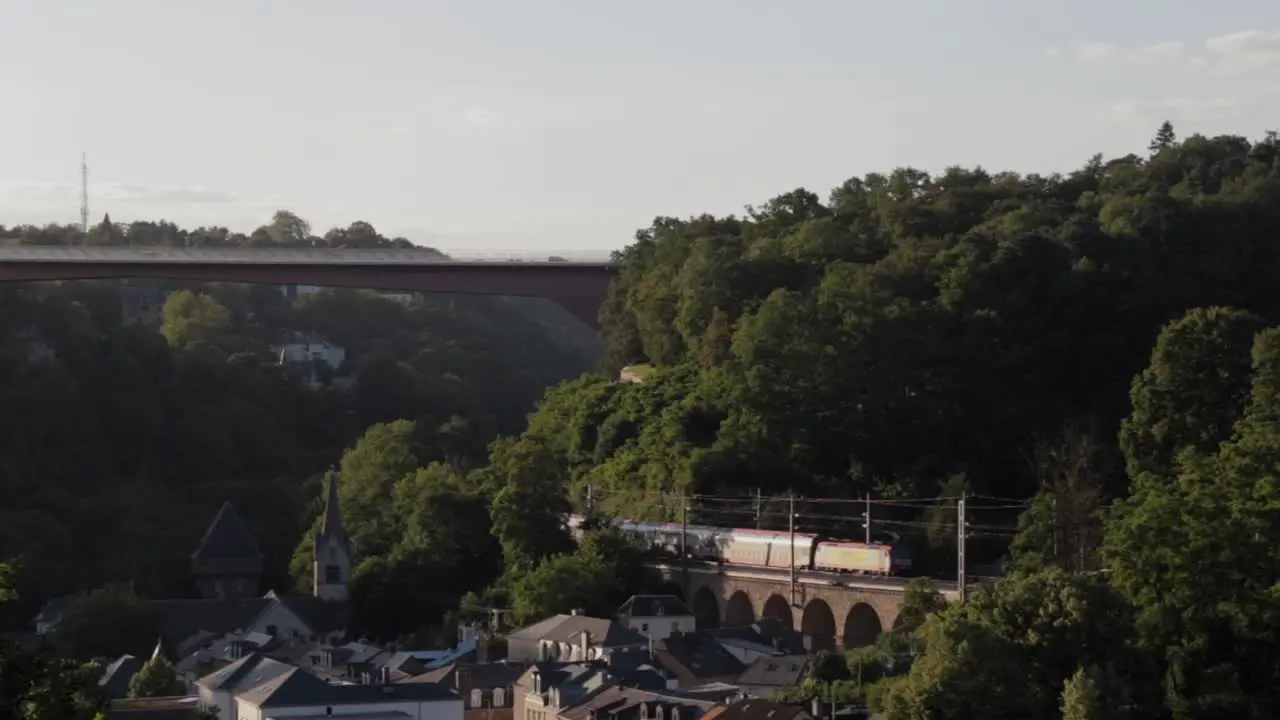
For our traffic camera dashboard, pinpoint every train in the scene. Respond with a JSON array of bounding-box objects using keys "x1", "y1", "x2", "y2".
[{"x1": 566, "y1": 514, "x2": 912, "y2": 576}]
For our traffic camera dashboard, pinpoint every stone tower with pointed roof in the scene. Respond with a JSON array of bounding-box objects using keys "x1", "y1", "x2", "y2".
[
  {"x1": 313, "y1": 472, "x2": 353, "y2": 601},
  {"x1": 192, "y1": 502, "x2": 263, "y2": 599}
]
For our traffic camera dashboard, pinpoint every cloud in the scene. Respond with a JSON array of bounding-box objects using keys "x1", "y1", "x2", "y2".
[
  {"x1": 462, "y1": 108, "x2": 505, "y2": 128},
  {"x1": 1201, "y1": 30, "x2": 1280, "y2": 74},
  {"x1": 0, "y1": 180, "x2": 277, "y2": 222},
  {"x1": 1067, "y1": 30, "x2": 1280, "y2": 74},
  {"x1": 1074, "y1": 40, "x2": 1185, "y2": 66},
  {"x1": 1097, "y1": 95, "x2": 1258, "y2": 128},
  {"x1": 1043, "y1": 45, "x2": 1062, "y2": 58}
]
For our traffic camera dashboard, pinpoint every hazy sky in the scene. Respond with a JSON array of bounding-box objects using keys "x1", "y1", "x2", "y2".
[{"x1": 1, "y1": 0, "x2": 1277, "y2": 254}]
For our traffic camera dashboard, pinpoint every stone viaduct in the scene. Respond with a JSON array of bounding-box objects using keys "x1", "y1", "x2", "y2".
[{"x1": 649, "y1": 563, "x2": 962, "y2": 652}]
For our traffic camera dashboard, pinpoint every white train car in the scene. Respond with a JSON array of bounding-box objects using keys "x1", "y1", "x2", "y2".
[{"x1": 719, "y1": 529, "x2": 819, "y2": 569}]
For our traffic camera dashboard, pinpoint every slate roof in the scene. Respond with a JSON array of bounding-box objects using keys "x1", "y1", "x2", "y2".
[
  {"x1": 269, "y1": 592, "x2": 349, "y2": 634},
  {"x1": 191, "y1": 502, "x2": 263, "y2": 566},
  {"x1": 736, "y1": 655, "x2": 808, "y2": 687},
  {"x1": 617, "y1": 596, "x2": 694, "y2": 619},
  {"x1": 150, "y1": 598, "x2": 272, "y2": 651},
  {"x1": 315, "y1": 473, "x2": 352, "y2": 556},
  {"x1": 699, "y1": 699, "x2": 811, "y2": 720},
  {"x1": 403, "y1": 660, "x2": 524, "y2": 688},
  {"x1": 98, "y1": 654, "x2": 142, "y2": 698},
  {"x1": 509, "y1": 615, "x2": 648, "y2": 648},
  {"x1": 706, "y1": 619, "x2": 808, "y2": 656},
  {"x1": 238, "y1": 666, "x2": 460, "y2": 708},
  {"x1": 558, "y1": 686, "x2": 717, "y2": 720},
  {"x1": 195, "y1": 652, "x2": 296, "y2": 693},
  {"x1": 655, "y1": 633, "x2": 745, "y2": 680}
]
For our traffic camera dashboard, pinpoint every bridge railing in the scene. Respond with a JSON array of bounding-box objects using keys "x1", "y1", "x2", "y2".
[{"x1": 0, "y1": 246, "x2": 616, "y2": 265}]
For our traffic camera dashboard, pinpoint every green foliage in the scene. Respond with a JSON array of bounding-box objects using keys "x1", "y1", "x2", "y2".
[
  {"x1": 0, "y1": 559, "x2": 108, "y2": 719},
  {"x1": 509, "y1": 527, "x2": 647, "y2": 624},
  {"x1": 160, "y1": 290, "x2": 232, "y2": 350},
  {"x1": 1061, "y1": 666, "x2": 1106, "y2": 720},
  {"x1": 52, "y1": 585, "x2": 164, "y2": 660},
  {"x1": 128, "y1": 655, "x2": 183, "y2": 698},
  {"x1": 872, "y1": 570, "x2": 1155, "y2": 720},
  {"x1": 500, "y1": 128, "x2": 1280, "y2": 538},
  {"x1": 0, "y1": 215, "x2": 597, "y2": 628},
  {"x1": 1119, "y1": 307, "x2": 1265, "y2": 479}
]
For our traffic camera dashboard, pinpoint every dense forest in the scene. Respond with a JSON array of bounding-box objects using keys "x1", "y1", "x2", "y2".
[
  {"x1": 6, "y1": 123, "x2": 1280, "y2": 718},
  {"x1": 0, "y1": 213, "x2": 600, "y2": 632}
]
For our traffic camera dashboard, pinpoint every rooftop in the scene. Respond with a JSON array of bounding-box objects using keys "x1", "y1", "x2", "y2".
[
  {"x1": 510, "y1": 614, "x2": 648, "y2": 648},
  {"x1": 617, "y1": 596, "x2": 693, "y2": 619}
]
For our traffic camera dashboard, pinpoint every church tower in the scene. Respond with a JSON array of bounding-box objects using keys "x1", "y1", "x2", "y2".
[
  {"x1": 313, "y1": 472, "x2": 353, "y2": 601},
  {"x1": 192, "y1": 502, "x2": 263, "y2": 599}
]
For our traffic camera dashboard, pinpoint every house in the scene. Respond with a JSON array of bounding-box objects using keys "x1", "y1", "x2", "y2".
[
  {"x1": 272, "y1": 336, "x2": 346, "y2": 371},
  {"x1": 403, "y1": 661, "x2": 525, "y2": 720},
  {"x1": 195, "y1": 652, "x2": 295, "y2": 719},
  {"x1": 230, "y1": 662, "x2": 462, "y2": 720},
  {"x1": 279, "y1": 284, "x2": 325, "y2": 300},
  {"x1": 555, "y1": 685, "x2": 718, "y2": 720},
  {"x1": 650, "y1": 633, "x2": 744, "y2": 690},
  {"x1": 507, "y1": 613, "x2": 648, "y2": 664},
  {"x1": 698, "y1": 698, "x2": 814, "y2": 720},
  {"x1": 616, "y1": 596, "x2": 696, "y2": 641},
  {"x1": 734, "y1": 656, "x2": 808, "y2": 698},
  {"x1": 705, "y1": 621, "x2": 809, "y2": 665}
]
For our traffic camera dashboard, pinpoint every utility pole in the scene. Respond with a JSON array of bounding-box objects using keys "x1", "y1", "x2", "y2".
[
  {"x1": 754, "y1": 488, "x2": 762, "y2": 529},
  {"x1": 79, "y1": 152, "x2": 89, "y2": 235},
  {"x1": 863, "y1": 492, "x2": 872, "y2": 544},
  {"x1": 680, "y1": 490, "x2": 689, "y2": 599},
  {"x1": 788, "y1": 492, "x2": 797, "y2": 607},
  {"x1": 586, "y1": 484, "x2": 594, "y2": 515},
  {"x1": 957, "y1": 492, "x2": 968, "y2": 600}
]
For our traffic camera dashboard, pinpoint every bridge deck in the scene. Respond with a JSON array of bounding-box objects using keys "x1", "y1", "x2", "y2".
[{"x1": 0, "y1": 246, "x2": 612, "y2": 267}]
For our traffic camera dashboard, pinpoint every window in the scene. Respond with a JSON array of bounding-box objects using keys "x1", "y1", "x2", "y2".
[
  {"x1": 641, "y1": 623, "x2": 648, "y2": 632},
  {"x1": 494, "y1": 688, "x2": 506, "y2": 707},
  {"x1": 266, "y1": 625, "x2": 278, "y2": 636},
  {"x1": 325, "y1": 564, "x2": 341, "y2": 583},
  {"x1": 471, "y1": 689, "x2": 483, "y2": 708}
]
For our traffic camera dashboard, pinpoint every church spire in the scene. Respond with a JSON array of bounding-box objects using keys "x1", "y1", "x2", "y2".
[
  {"x1": 319, "y1": 471, "x2": 349, "y2": 550},
  {"x1": 313, "y1": 470, "x2": 353, "y2": 601}
]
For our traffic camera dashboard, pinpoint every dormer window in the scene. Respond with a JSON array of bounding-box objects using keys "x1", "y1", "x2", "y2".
[
  {"x1": 471, "y1": 689, "x2": 483, "y2": 708},
  {"x1": 493, "y1": 688, "x2": 506, "y2": 707}
]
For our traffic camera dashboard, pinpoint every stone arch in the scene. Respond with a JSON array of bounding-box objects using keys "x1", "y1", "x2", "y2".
[
  {"x1": 761, "y1": 594, "x2": 794, "y2": 630},
  {"x1": 692, "y1": 587, "x2": 720, "y2": 629},
  {"x1": 724, "y1": 591, "x2": 755, "y2": 626},
  {"x1": 801, "y1": 599, "x2": 837, "y2": 652},
  {"x1": 842, "y1": 602, "x2": 883, "y2": 648}
]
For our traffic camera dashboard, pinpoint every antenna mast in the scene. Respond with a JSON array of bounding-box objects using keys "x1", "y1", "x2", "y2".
[{"x1": 80, "y1": 153, "x2": 89, "y2": 234}]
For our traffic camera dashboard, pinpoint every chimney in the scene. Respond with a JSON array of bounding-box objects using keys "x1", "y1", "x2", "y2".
[
  {"x1": 456, "y1": 666, "x2": 473, "y2": 694},
  {"x1": 810, "y1": 698, "x2": 821, "y2": 717},
  {"x1": 580, "y1": 631, "x2": 591, "y2": 660},
  {"x1": 379, "y1": 666, "x2": 391, "y2": 684}
]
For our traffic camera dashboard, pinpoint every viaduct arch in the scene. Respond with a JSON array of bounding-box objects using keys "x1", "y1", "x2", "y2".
[
  {"x1": 0, "y1": 248, "x2": 615, "y2": 329},
  {"x1": 668, "y1": 570, "x2": 914, "y2": 651}
]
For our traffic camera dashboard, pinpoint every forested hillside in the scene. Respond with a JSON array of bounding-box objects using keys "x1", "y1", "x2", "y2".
[
  {"x1": 0, "y1": 214, "x2": 599, "y2": 629},
  {"x1": 505, "y1": 127, "x2": 1280, "y2": 518}
]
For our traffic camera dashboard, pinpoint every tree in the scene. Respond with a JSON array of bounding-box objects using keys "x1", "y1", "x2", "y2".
[
  {"x1": 128, "y1": 654, "x2": 183, "y2": 698},
  {"x1": 1062, "y1": 666, "x2": 1106, "y2": 720},
  {"x1": 1119, "y1": 307, "x2": 1264, "y2": 480},
  {"x1": 486, "y1": 437, "x2": 574, "y2": 574},
  {"x1": 52, "y1": 585, "x2": 164, "y2": 660},
  {"x1": 160, "y1": 290, "x2": 232, "y2": 349},
  {"x1": 266, "y1": 210, "x2": 312, "y2": 245},
  {"x1": 0, "y1": 561, "x2": 108, "y2": 719},
  {"x1": 1149, "y1": 121, "x2": 1176, "y2": 153}
]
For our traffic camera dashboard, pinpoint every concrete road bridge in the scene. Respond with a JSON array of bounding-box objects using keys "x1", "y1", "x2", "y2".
[
  {"x1": 646, "y1": 560, "x2": 973, "y2": 652},
  {"x1": 0, "y1": 246, "x2": 615, "y2": 329}
]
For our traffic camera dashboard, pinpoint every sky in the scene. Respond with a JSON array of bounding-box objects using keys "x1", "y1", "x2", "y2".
[{"x1": 0, "y1": 0, "x2": 1277, "y2": 255}]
